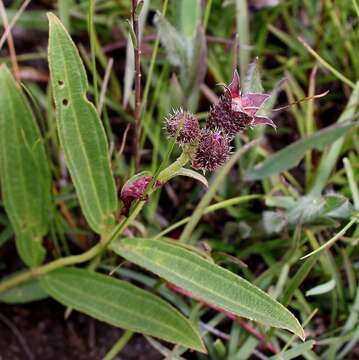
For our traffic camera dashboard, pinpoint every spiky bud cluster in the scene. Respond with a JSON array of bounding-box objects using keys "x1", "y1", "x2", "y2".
[
  {"x1": 120, "y1": 175, "x2": 161, "y2": 215},
  {"x1": 165, "y1": 109, "x2": 201, "y2": 144},
  {"x1": 162, "y1": 70, "x2": 275, "y2": 173},
  {"x1": 206, "y1": 90, "x2": 253, "y2": 137},
  {"x1": 206, "y1": 70, "x2": 275, "y2": 137},
  {"x1": 192, "y1": 130, "x2": 230, "y2": 171}
]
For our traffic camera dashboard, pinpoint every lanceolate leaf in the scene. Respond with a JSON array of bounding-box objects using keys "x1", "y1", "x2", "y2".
[
  {"x1": 0, "y1": 278, "x2": 48, "y2": 304},
  {"x1": 243, "y1": 60, "x2": 264, "y2": 94},
  {"x1": 155, "y1": 13, "x2": 187, "y2": 68},
  {"x1": 171, "y1": 168, "x2": 208, "y2": 188},
  {"x1": 178, "y1": 0, "x2": 201, "y2": 38},
  {"x1": 245, "y1": 121, "x2": 356, "y2": 181},
  {"x1": 40, "y1": 268, "x2": 205, "y2": 352},
  {"x1": 48, "y1": 13, "x2": 117, "y2": 233},
  {"x1": 0, "y1": 65, "x2": 51, "y2": 267},
  {"x1": 111, "y1": 238, "x2": 305, "y2": 339},
  {"x1": 306, "y1": 279, "x2": 336, "y2": 297}
]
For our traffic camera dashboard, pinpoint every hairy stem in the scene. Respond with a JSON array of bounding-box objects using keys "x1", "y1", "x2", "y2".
[
  {"x1": 0, "y1": 202, "x2": 143, "y2": 293},
  {"x1": 132, "y1": 0, "x2": 142, "y2": 172},
  {"x1": 0, "y1": 151, "x2": 188, "y2": 293},
  {"x1": 157, "y1": 151, "x2": 190, "y2": 183}
]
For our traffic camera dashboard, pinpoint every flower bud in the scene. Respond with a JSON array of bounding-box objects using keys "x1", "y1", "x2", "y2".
[
  {"x1": 120, "y1": 174, "x2": 161, "y2": 215},
  {"x1": 165, "y1": 109, "x2": 201, "y2": 144},
  {"x1": 192, "y1": 130, "x2": 230, "y2": 171}
]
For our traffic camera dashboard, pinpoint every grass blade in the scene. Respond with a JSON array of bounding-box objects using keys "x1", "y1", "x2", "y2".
[
  {"x1": 310, "y1": 82, "x2": 359, "y2": 195},
  {"x1": 269, "y1": 340, "x2": 315, "y2": 360},
  {"x1": 180, "y1": 139, "x2": 260, "y2": 243},
  {"x1": 301, "y1": 218, "x2": 357, "y2": 260},
  {"x1": 245, "y1": 122, "x2": 356, "y2": 181}
]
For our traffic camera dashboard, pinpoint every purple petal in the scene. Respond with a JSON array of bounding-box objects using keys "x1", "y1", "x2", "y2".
[
  {"x1": 228, "y1": 69, "x2": 241, "y2": 98},
  {"x1": 252, "y1": 116, "x2": 276, "y2": 129},
  {"x1": 241, "y1": 93, "x2": 270, "y2": 115}
]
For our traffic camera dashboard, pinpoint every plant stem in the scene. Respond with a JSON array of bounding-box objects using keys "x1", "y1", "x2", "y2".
[
  {"x1": 157, "y1": 151, "x2": 190, "y2": 183},
  {"x1": 0, "y1": 152, "x2": 187, "y2": 293},
  {"x1": 132, "y1": 0, "x2": 142, "y2": 172},
  {"x1": 0, "y1": 0, "x2": 21, "y2": 85},
  {"x1": 179, "y1": 139, "x2": 261, "y2": 243},
  {"x1": 0, "y1": 203, "x2": 143, "y2": 293},
  {"x1": 103, "y1": 330, "x2": 134, "y2": 360},
  {"x1": 88, "y1": 0, "x2": 99, "y2": 108},
  {"x1": 0, "y1": 242, "x2": 102, "y2": 293}
]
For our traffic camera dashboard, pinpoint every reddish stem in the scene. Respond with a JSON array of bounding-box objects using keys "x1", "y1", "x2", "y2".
[{"x1": 132, "y1": 0, "x2": 141, "y2": 172}]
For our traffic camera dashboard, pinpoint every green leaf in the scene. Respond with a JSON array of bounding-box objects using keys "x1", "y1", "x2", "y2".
[
  {"x1": 185, "y1": 25, "x2": 207, "y2": 95},
  {"x1": 155, "y1": 12, "x2": 187, "y2": 68},
  {"x1": 0, "y1": 10, "x2": 48, "y2": 31},
  {"x1": 47, "y1": 13, "x2": 117, "y2": 233},
  {"x1": 178, "y1": 0, "x2": 201, "y2": 38},
  {"x1": 111, "y1": 238, "x2": 305, "y2": 339},
  {"x1": 171, "y1": 168, "x2": 208, "y2": 188},
  {"x1": 269, "y1": 340, "x2": 315, "y2": 360},
  {"x1": 245, "y1": 122, "x2": 356, "y2": 181},
  {"x1": 243, "y1": 60, "x2": 264, "y2": 94},
  {"x1": 310, "y1": 82, "x2": 359, "y2": 195},
  {"x1": 0, "y1": 65, "x2": 51, "y2": 267},
  {"x1": 306, "y1": 279, "x2": 336, "y2": 297},
  {"x1": 0, "y1": 225, "x2": 13, "y2": 248},
  {"x1": 0, "y1": 278, "x2": 48, "y2": 304},
  {"x1": 40, "y1": 268, "x2": 205, "y2": 352}
]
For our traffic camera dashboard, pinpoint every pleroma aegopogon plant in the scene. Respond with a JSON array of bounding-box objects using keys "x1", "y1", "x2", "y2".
[{"x1": 0, "y1": 9, "x2": 314, "y2": 358}]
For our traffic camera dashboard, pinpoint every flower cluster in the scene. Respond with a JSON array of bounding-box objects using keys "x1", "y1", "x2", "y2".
[
  {"x1": 192, "y1": 130, "x2": 230, "y2": 171},
  {"x1": 120, "y1": 69, "x2": 275, "y2": 214},
  {"x1": 165, "y1": 109, "x2": 200, "y2": 144},
  {"x1": 165, "y1": 69, "x2": 275, "y2": 172}
]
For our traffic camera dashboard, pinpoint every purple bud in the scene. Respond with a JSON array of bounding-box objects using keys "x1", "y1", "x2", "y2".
[
  {"x1": 166, "y1": 109, "x2": 201, "y2": 144},
  {"x1": 120, "y1": 174, "x2": 161, "y2": 215},
  {"x1": 192, "y1": 130, "x2": 230, "y2": 171}
]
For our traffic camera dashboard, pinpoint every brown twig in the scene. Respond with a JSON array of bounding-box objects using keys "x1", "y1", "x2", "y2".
[
  {"x1": 132, "y1": 0, "x2": 142, "y2": 173},
  {"x1": 53, "y1": 185, "x2": 88, "y2": 250},
  {"x1": 0, "y1": 0, "x2": 21, "y2": 85},
  {"x1": 0, "y1": 0, "x2": 30, "y2": 50},
  {"x1": 167, "y1": 283, "x2": 277, "y2": 354},
  {"x1": 0, "y1": 313, "x2": 34, "y2": 360}
]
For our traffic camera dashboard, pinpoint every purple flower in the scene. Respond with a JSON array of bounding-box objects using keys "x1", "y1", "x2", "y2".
[
  {"x1": 165, "y1": 109, "x2": 201, "y2": 144},
  {"x1": 206, "y1": 70, "x2": 275, "y2": 137},
  {"x1": 120, "y1": 174, "x2": 161, "y2": 215},
  {"x1": 192, "y1": 130, "x2": 230, "y2": 171}
]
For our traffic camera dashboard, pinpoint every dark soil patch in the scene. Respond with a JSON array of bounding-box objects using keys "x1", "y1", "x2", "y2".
[{"x1": 0, "y1": 301, "x2": 161, "y2": 360}]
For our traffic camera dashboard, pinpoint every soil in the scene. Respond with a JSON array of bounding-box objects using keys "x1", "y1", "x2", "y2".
[{"x1": 0, "y1": 301, "x2": 161, "y2": 360}]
